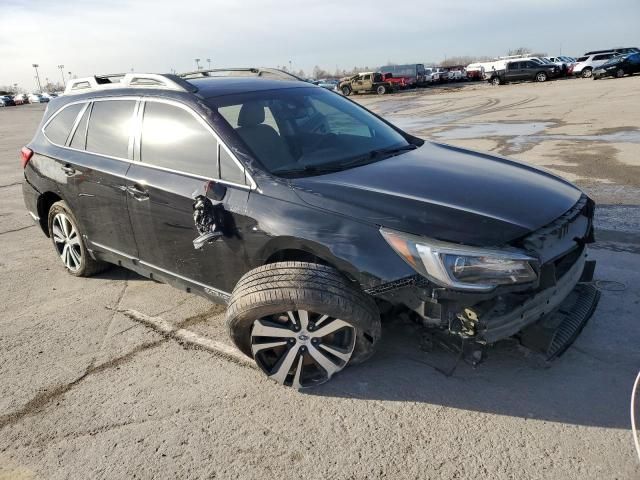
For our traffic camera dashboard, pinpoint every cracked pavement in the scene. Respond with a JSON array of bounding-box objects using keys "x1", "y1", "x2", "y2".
[{"x1": 1, "y1": 79, "x2": 640, "y2": 479}]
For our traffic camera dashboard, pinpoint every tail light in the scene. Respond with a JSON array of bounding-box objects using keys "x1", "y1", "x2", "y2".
[{"x1": 20, "y1": 147, "x2": 33, "y2": 169}]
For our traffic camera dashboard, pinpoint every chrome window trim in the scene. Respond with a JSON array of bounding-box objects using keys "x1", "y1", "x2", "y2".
[
  {"x1": 89, "y1": 240, "x2": 231, "y2": 298},
  {"x1": 65, "y1": 102, "x2": 90, "y2": 147},
  {"x1": 41, "y1": 95, "x2": 257, "y2": 191}
]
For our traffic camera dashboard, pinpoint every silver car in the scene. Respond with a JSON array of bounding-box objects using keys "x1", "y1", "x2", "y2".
[{"x1": 573, "y1": 52, "x2": 619, "y2": 78}]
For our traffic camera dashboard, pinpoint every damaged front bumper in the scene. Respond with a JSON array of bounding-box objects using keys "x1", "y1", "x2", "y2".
[{"x1": 368, "y1": 195, "x2": 600, "y2": 355}]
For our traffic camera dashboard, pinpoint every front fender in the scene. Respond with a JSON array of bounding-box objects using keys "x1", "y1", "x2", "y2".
[{"x1": 245, "y1": 193, "x2": 415, "y2": 290}]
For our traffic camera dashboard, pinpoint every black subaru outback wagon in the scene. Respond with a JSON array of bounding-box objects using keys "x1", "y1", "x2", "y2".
[{"x1": 22, "y1": 69, "x2": 599, "y2": 388}]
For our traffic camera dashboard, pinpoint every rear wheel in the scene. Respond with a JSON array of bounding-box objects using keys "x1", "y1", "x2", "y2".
[
  {"x1": 47, "y1": 201, "x2": 108, "y2": 277},
  {"x1": 226, "y1": 262, "x2": 381, "y2": 388},
  {"x1": 491, "y1": 76, "x2": 501, "y2": 86},
  {"x1": 376, "y1": 85, "x2": 387, "y2": 95},
  {"x1": 536, "y1": 71, "x2": 548, "y2": 82},
  {"x1": 341, "y1": 85, "x2": 352, "y2": 96},
  {"x1": 582, "y1": 68, "x2": 592, "y2": 78}
]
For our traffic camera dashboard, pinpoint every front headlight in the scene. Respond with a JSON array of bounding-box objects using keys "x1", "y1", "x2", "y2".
[{"x1": 380, "y1": 228, "x2": 538, "y2": 292}]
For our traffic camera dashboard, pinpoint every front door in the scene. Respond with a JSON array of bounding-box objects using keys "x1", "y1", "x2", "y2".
[{"x1": 125, "y1": 98, "x2": 253, "y2": 294}]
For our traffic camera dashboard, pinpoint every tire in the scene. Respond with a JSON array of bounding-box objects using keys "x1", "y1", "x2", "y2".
[
  {"x1": 47, "y1": 200, "x2": 108, "y2": 277},
  {"x1": 226, "y1": 261, "x2": 381, "y2": 388},
  {"x1": 341, "y1": 85, "x2": 351, "y2": 96},
  {"x1": 615, "y1": 68, "x2": 625, "y2": 78},
  {"x1": 582, "y1": 68, "x2": 592, "y2": 78},
  {"x1": 536, "y1": 71, "x2": 548, "y2": 82},
  {"x1": 491, "y1": 76, "x2": 501, "y2": 86},
  {"x1": 376, "y1": 85, "x2": 387, "y2": 95}
]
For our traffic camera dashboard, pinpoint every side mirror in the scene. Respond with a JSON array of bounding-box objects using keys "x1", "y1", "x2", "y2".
[
  {"x1": 192, "y1": 180, "x2": 227, "y2": 250},
  {"x1": 205, "y1": 180, "x2": 227, "y2": 202}
]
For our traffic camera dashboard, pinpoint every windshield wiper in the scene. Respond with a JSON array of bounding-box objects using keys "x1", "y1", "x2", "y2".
[
  {"x1": 340, "y1": 144, "x2": 418, "y2": 168},
  {"x1": 275, "y1": 144, "x2": 418, "y2": 178}
]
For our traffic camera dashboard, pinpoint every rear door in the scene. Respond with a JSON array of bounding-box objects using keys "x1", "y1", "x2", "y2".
[
  {"x1": 505, "y1": 62, "x2": 522, "y2": 81},
  {"x1": 44, "y1": 98, "x2": 139, "y2": 257},
  {"x1": 124, "y1": 98, "x2": 253, "y2": 293}
]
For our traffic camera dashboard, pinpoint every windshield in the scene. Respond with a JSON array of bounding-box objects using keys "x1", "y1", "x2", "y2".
[{"x1": 209, "y1": 87, "x2": 411, "y2": 178}]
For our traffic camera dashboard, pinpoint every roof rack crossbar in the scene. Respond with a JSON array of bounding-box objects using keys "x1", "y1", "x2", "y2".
[
  {"x1": 64, "y1": 73, "x2": 197, "y2": 95},
  {"x1": 178, "y1": 67, "x2": 305, "y2": 82}
]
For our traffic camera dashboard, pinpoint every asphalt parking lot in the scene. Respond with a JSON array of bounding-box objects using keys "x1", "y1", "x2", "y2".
[{"x1": 1, "y1": 77, "x2": 639, "y2": 479}]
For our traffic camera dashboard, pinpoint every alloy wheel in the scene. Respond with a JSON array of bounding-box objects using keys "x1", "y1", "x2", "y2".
[
  {"x1": 616, "y1": 69, "x2": 625, "y2": 78},
  {"x1": 52, "y1": 213, "x2": 82, "y2": 272},
  {"x1": 251, "y1": 309, "x2": 356, "y2": 388},
  {"x1": 582, "y1": 69, "x2": 592, "y2": 78}
]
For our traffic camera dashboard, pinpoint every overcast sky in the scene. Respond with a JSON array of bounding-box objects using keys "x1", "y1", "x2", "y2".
[{"x1": 1, "y1": 0, "x2": 639, "y2": 90}]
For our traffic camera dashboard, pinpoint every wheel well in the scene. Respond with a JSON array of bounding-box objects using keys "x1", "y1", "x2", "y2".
[
  {"x1": 264, "y1": 249, "x2": 360, "y2": 284},
  {"x1": 265, "y1": 249, "x2": 332, "y2": 267},
  {"x1": 37, "y1": 191, "x2": 62, "y2": 236}
]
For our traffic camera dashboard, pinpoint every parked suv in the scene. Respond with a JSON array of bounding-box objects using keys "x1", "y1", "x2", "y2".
[
  {"x1": 573, "y1": 52, "x2": 618, "y2": 78},
  {"x1": 22, "y1": 71, "x2": 599, "y2": 388},
  {"x1": 486, "y1": 60, "x2": 557, "y2": 85},
  {"x1": 593, "y1": 52, "x2": 640, "y2": 79}
]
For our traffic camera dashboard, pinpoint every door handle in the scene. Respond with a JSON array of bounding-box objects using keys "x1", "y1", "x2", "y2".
[
  {"x1": 127, "y1": 184, "x2": 149, "y2": 201},
  {"x1": 61, "y1": 165, "x2": 76, "y2": 176}
]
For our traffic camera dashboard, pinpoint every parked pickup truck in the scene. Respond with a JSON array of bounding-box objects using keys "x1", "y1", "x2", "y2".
[
  {"x1": 486, "y1": 60, "x2": 557, "y2": 85},
  {"x1": 338, "y1": 72, "x2": 394, "y2": 95}
]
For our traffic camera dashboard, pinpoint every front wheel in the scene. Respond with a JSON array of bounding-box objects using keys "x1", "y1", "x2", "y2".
[
  {"x1": 226, "y1": 262, "x2": 381, "y2": 388},
  {"x1": 582, "y1": 68, "x2": 592, "y2": 78},
  {"x1": 47, "y1": 201, "x2": 108, "y2": 277},
  {"x1": 341, "y1": 85, "x2": 352, "y2": 96},
  {"x1": 615, "y1": 68, "x2": 625, "y2": 78},
  {"x1": 536, "y1": 72, "x2": 548, "y2": 82}
]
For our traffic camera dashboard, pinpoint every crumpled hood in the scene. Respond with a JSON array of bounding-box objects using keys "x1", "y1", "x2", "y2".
[{"x1": 291, "y1": 142, "x2": 582, "y2": 245}]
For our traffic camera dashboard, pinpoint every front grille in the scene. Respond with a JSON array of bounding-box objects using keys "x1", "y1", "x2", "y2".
[{"x1": 519, "y1": 194, "x2": 594, "y2": 270}]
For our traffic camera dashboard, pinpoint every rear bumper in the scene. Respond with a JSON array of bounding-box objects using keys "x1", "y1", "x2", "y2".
[{"x1": 22, "y1": 178, "x2": 40, "y2": 225}]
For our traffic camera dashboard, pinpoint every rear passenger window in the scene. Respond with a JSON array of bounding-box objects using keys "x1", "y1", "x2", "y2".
[
  {"x1": 70, "y1": 104, "x2": 91, "y2": 150},
  {"x1": 86, "y1": 100, "x2": 136, "y2": 159},
  {"x1": 44, "y1": 103, "x2": 84, "y2": 145},
  {"x1": 140, "y1": 101, "x2": 219, "y2": 179}
]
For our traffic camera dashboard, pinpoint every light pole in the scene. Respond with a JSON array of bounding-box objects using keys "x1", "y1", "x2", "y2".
[
  {"x1": 206, "y1": 58, "x2": 211, "y2": 69},
  {"x1": 195, "y1": 58, "x2": 201, "y2": 70},
  {"x1": 57, "y1": 64, "x2": 66, "y2": 88},
  {"x1": 288, "y1": 60, "x2": 292, "y2": 72},
  {"x1": 32, "y1": 64, "x2": 42, "y2": 93},
  {"x1": 68, "y1": 71, "x2": 73, "y2": 80}
]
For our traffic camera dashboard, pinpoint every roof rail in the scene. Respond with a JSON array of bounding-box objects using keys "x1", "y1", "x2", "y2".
[
  {"x1": 178, "y1": 67, "x2": 305, "y2": 82},
  {"x1": 64, "y1": 73, "x2": 197, "y2": 95}
]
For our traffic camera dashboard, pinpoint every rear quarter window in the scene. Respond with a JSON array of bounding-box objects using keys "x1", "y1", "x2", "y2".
[{"x1": 44, "y1": 103, "x2": 84, "y2": 145}]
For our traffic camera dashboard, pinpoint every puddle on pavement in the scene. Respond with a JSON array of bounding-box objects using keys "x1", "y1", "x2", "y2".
[
  {"x1": 434, "y1": 122, "x2": 554, "y2": 140},
  {"x1": 386, "y1": 116, "x2": 640, "y2": 150},
  {"x1": 386, "y1": 112, "x2": 467, "y2": 130}
]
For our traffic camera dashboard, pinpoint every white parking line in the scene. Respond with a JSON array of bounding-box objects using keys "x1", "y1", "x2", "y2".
[{"x1": 117, "y1": 308, "x2": 257, "y2": 369}]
